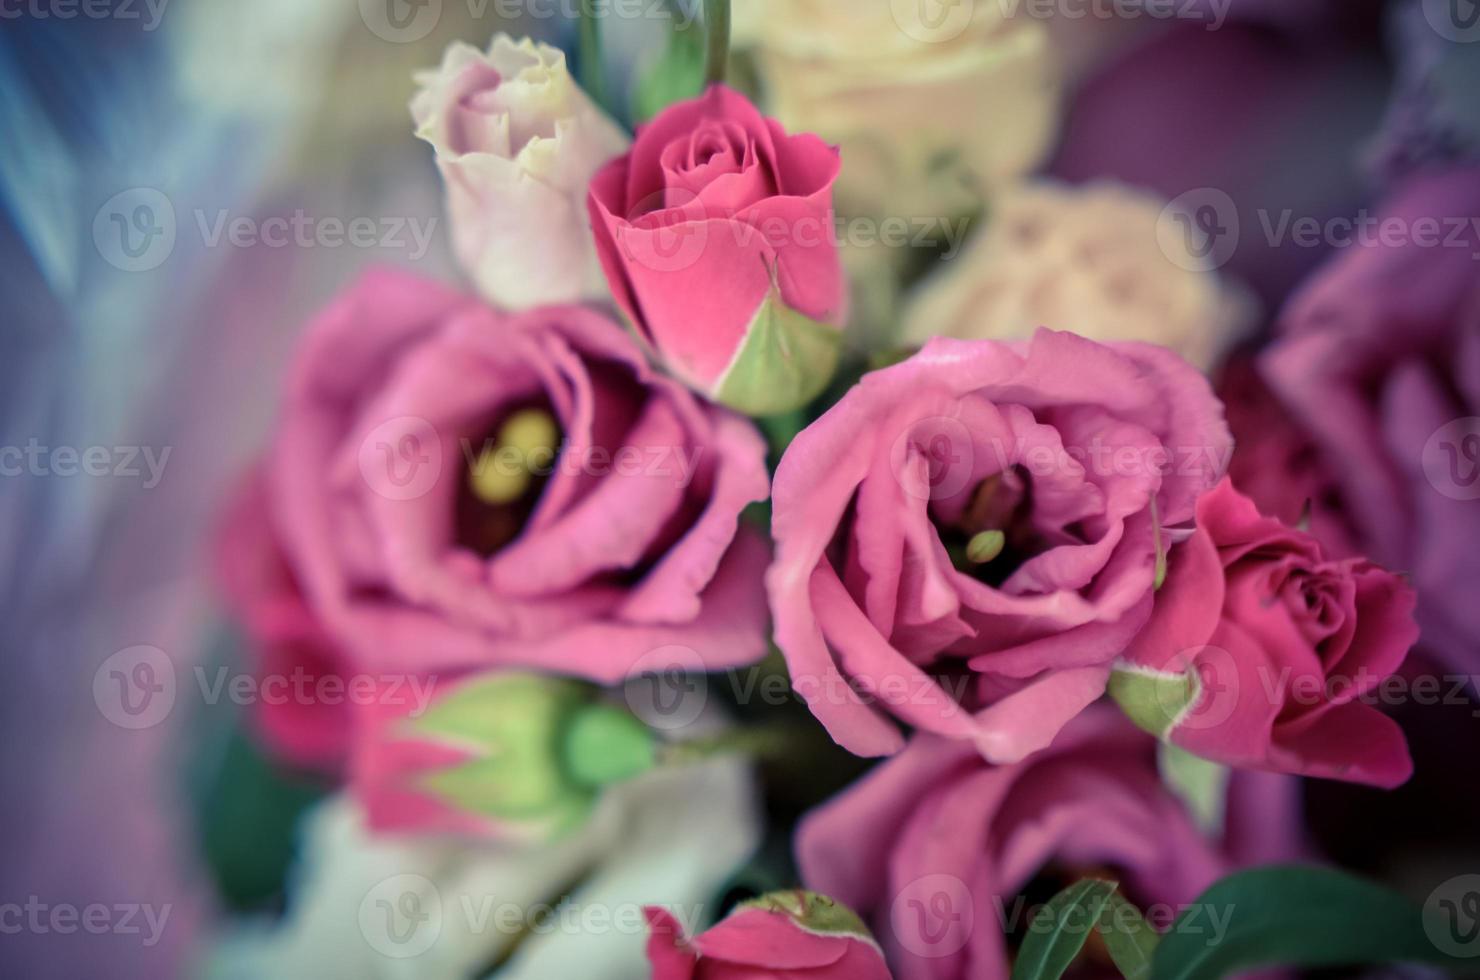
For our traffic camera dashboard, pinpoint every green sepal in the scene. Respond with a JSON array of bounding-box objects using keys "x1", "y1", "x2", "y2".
[
  {"x1": 712, "y1": 290, "x2": 842, "y2": 418},
  {"x1": 1158, "y1": 742, "x2": 1229, "y2": 836},
  {"x1": 740, "y1": 890, "x2": 874, "y2": 941},
  {"x1": 1107, "y1": 665, "x2": 1199, "y2": 740},
  {"x1": 562, "y1": 703, "x2": 658, "y2": 788}
]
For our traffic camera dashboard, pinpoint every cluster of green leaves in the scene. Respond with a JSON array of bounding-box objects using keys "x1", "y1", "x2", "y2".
[{"x1": 1012, "y1": 866, "x2": 1476, "y2": 980}]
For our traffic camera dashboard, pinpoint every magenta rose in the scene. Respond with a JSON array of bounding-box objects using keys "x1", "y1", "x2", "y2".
[
  {"x1": 587, "y1": 85, "x2": 846, "y2": 416},
  {"x1": 645, "y1": 894, "x2": 891, "y2": 980},
  {"x1": 230, "y1": 266, "x2": 771, "y2": 686},
  {"x1": 1115, "y1": 479, "x2": 1417, "y2": 787},
  {"x1": 767, "y1": 329, "x2": 1231, "y2": 761},
  {"x1": 1262, "y1": 168, "x2": 1480, "y2": 674},
  {"x1": 797, "y1": 708, "x2": 1300, "y2": 980}
]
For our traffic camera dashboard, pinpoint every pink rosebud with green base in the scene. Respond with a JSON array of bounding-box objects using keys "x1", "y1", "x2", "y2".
[
  {"x1": 588, "y1": 85, "x2": 847, "y2": 417},
  {"x1": 645, "y1": 890, "x2": 892, "y2": 979},
  {"x1": 1109, "y1": 479, "x2": 1417, "y2": 787},
  {"x1": 353, "y1": 671, "x2": 658, "y2": 839}
]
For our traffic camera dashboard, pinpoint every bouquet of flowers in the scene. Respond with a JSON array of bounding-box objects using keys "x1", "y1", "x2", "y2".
[{"x1": 199, "y1": 3, "x2": 1480, "y2": 978}]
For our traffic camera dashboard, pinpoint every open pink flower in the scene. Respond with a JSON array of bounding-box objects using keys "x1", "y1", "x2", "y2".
[
  {"x1": 227, "y1": 266, "x2": 771, "y2": 687},
  {"x1": 587, "y1": 85, "x2": 846, "y2": 415},
  {"x1": 797, "y1": 708, "x2": 1301, "y2": 980},
  {"x1": 1115, "y1": 479, "x2": 1417, "y2": 787},
  {"x1": 767, "y1": 329, "x2": 1231, "y2": 761},
  {"x1": 645, "y1": 894, "x2": 892, "y2": 980}
]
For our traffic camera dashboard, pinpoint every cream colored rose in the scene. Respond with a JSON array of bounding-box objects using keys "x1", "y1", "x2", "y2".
[
  {"x1": 902, "y1": 181, "x2": 1257, "y2": 371},
  {"x1": 738, "y1": 0, "x2": 1061, "y2": 220},
  {"x1": 412, "y1": 34, "x2": 629, "y2": 310}
]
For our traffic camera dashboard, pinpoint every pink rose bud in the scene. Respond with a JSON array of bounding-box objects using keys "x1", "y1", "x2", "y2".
[
  {"x1": 1111, "y1": 479, "x2": 1418, "y2": 787},
  {"x1": 588, "y1": 85, "x2": 847, "y2": 417},
  {"x1": 352, "y1": 671, "x2": 657, "y2": 840},
  {"x1": 645, "y1": 891, "x2": 892, "y2": 980}
]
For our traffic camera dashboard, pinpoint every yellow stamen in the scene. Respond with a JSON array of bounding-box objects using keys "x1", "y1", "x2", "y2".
[{"x1": 468, "y1": 408, "x2": 559, "y2": 506}]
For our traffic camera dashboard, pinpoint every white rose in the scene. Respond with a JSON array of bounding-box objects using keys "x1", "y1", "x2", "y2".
[
  {"x1": 204, "y1": 757, "x2": 759, "y2": 980},
  {"x1": 901, "y1": 180, "x2": 1257, "y2": 371},
  {"x1": 412, "y1": 34, "x2": 629, "y2": 310},
  {"x1": 737, "y1": 0, "x2": 1062, "y2": 220}
]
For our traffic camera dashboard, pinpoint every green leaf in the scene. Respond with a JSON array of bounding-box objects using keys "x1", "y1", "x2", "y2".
[
  {"x1": 713, "y1": 289, "x2": 842, "y2": 418},
  {"x1": 1013, "y1": 879, "x2": 1119, "y2": 980},
  {"x1": 631, "y1": 16, "x2": 706, "y2": 124},
  {"x1": 1152, "y1": 865, "x2": 1474, "y2": 980},
  {"x1": 191, "y1": 723, "x2": 328, "y2": 910},
  {"x1": 1098, "y1": 892, "x2": 1161, "y2": 980}
]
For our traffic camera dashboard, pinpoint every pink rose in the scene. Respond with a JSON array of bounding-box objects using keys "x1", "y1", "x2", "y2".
[
  {"x1": 767, "y1": 329, "x2": 1231, "y2": 761},
  {"x1": 587, "y1": 85, "x2": 847, "y2": 416},
  {"x1": 232, "y1": 266, "x2": 771, "y2": 685},
  {"x1": 797, "y1": 709, "x2": 1300, "y2": 980},
  {"x1": 1114, "y1": 479, "x2": 1417, "y2": 787},
  {"x1": 645, "y1": 893, "x2": 892, "y2": 980}
]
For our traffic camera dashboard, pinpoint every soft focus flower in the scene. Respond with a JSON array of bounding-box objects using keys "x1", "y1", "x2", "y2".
[
  {"x1": 1216, "y1": 355, "x2": 1353, "y2": 552},
  {"x1": 645, "y1": 891, "x2": 891, "y2": 980},
  {"x1": 587, "y1": 85, "x2": 846, "y2": 416},
  {"x1": 901, "y1": 180, "x2": 1255, "y2": 371},
  {"x1": 796, "y1": 708, "x2": 1300, "y2": 980},
  {"x1": 1262, "y1": 168, "x2": 1480, "y2": 673},
  {"x1": 1050, "y1": 22, "x2": 1388, "y2": 308},
  {"x1": 216, "y1": 470, "x2": 354, "y2": 773},
  {"x1": 1112, "y1": 479, "x2": 1417, "y2": 787},
  {"x1": 352, "y1": 671, "x2": 657, "y2": 839},
  {"x1": 767, "y1": 329, "x2": 1231, "y2": 761},
  {"x1": 413, "y1": 34, "x2": 629, "y2": 309},
  {"x1": 1367, "y1": 1, "x2": 1480, "y2": 185},
  {"x1": 207, "y1": 756, "x2": 761, "y2": 980},
  {"x1": 738, "y1": 0, "x2": 1060, "y2": 221},
  {"x1": 234, "y1": 266, "x2": 771, "y2": 684}
]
